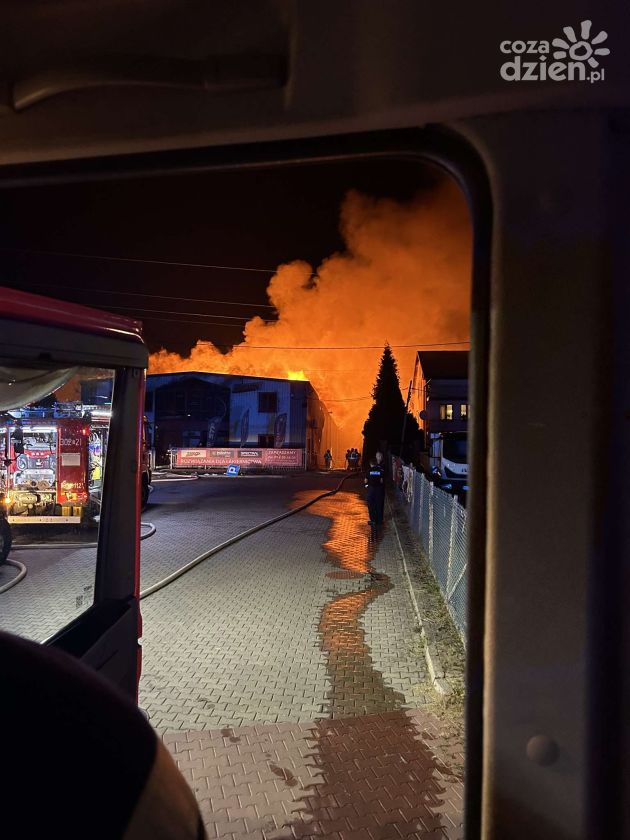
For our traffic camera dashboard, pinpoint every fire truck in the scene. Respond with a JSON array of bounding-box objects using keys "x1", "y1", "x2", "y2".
[
  {"x1": 1, "y1": 285, "x2": 148, "y2": 697},
  {"x1": 0, "y1": 405, "x2": 151, "y2": 524}
]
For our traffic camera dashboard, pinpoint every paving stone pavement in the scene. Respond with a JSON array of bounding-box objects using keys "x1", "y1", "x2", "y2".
[
  {"x1": 165, "y1": 711, "x2": 463, "y2": 840},
  {"x1": 139, "y1": 487, "x2": 431, "y2": 729},
  {"x1": 140, "y1": 482, "x2": 464, "y2": 838},
  {"x1": 0, "y1": 473, "x2": 465, "y2": 836},
  {"x1": 0, "y1": 473, "x2": 336, "y2": 642},
  {"x1": 0, "y1": 542, "x2": 98, "y2": 641}
]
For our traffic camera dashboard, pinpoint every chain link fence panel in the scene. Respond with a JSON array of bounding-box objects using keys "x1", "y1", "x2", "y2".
[{"x1": 392, "y1": 457, "x2": 468, "y2": 644}]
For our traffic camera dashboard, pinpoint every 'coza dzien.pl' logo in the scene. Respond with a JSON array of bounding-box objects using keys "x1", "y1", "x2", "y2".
[{"x1": 500, "y1": 20, "x2": 609, "y2": 83}]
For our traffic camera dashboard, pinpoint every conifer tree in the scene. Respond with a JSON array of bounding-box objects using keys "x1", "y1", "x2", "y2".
[{"x1": 362, "y1": 344, "x2": 419, "y2": 458}]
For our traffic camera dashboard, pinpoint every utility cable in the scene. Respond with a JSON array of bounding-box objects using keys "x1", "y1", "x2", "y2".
[
  {"x1": 198, "y1": 341, "x2": 470, "y2": 350},
  {"x1": 0, "y1": 281, "x2": 277, "y2": 309}
]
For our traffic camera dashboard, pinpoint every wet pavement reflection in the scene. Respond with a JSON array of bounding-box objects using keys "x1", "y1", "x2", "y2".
[
  {"x1": 165, "y1": 483, "x2": 464, "y2": 839},
  {"x1": 279, "y1": 487, "x2": 463, "y2": 837},
  {"x1": 293, "y1": 489, "x2": 407, "y2": 717}
]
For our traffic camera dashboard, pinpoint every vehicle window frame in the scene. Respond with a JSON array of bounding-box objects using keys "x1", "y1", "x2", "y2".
[{"x1": 0, "y1": 128, "x2": 492, "y2": 837}]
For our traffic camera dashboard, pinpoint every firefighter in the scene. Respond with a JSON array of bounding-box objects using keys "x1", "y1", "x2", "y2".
[
  {"x1": 364, "y1": 456, "x2": 385, "y2": 539},
  {"x1": 324, "y1": 448, "x2": 333, "y2": 470},
  {"x1": 375, "y1": 450, "x2": 385, "y2": 521}
]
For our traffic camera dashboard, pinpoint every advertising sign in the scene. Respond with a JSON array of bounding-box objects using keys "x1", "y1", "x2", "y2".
[
  {"x1": 174, "y1": 447, "x2": 303, "y2": 470},
  {"x1": 262, "y1": 448, "x2": 303, "y2": 467}
]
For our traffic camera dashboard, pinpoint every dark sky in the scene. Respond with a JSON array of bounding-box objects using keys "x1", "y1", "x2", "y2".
[{"x1": 0, "y1": 158, "x2": 440, "y2": 354}]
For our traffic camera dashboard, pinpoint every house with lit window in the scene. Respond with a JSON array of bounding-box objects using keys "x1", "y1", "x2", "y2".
[{"x1": 410, "y1": 350, "x2": 469, "y2": 441}]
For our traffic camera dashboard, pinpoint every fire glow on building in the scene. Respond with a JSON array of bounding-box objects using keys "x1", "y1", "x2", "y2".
[{"x1": 150, "y1": 178, "x2": 472, "y2": 453}]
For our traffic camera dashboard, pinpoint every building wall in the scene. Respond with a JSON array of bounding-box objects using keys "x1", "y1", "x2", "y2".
[
  {"x1": 144, "y1": 372, "x2": 338, "y2": 468},
  {"x1": 425, "y1": 378, "x2": 469, "y2": 436},
  {"x1": 304, "y1": 384, "x2": 337, "y2": 469},
  {"x1": 228, "y1": 378, "x2": 297, "y2": 447},
  {"x1": 144, "y1": 374, "x2": 231, "y2": 457},
  {"x1": 412, "y1": 352, "x2": 470, "y2": 442}
]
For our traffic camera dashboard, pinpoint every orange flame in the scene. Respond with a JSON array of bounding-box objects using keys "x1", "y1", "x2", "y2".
[{"x1": 149, "y1": 176, "x2": 471, "y2": 453}]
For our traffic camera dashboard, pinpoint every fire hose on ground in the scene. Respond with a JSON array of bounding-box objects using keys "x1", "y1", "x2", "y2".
[
  {"x1": 140, "y1": 472, "x2": 359, "y2": 599},
  {"x1": 0, "y1": 522, "x2": 157, "y2": 595},
  {"x1": 0, "y1": 558, "x2": 27, "y2": 594},
  {"x1": 1, "y1": 472, "x2": 359, "y2": 599}
]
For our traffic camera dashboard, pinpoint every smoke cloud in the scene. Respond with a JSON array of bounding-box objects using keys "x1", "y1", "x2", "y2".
[{"x1": 149, "y1": 175, "x2": 472, "y2": 453}]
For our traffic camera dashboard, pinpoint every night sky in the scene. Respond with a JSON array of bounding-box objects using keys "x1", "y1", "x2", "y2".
[{"x1": 0, "y1": 159, "x2": 440, "y2": 355}]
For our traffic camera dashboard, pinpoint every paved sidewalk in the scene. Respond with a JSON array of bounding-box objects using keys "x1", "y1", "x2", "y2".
[
  {"x1": 0, "y1": 473, "x2": 337, "y2": 642},
  {"x1": 166, "y1": 711, "x2": 463, "y2": 840},
  {"x1": 142, "y1": 485, "x2": 464, "y2": 838}
]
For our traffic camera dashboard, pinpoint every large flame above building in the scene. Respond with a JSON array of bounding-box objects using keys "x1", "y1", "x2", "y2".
[{"x1": 149, "y1": 176, "x2": 472, "y2": 453}]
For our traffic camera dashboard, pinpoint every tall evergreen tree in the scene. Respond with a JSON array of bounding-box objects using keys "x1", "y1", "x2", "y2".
[{"x1": 362, "y1": 344, "x2": 419, "y2": 459}]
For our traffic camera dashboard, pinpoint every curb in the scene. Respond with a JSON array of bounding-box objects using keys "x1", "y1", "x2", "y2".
[{"x1": 387, "y1": 495, "x2": 452, "y2": 697}]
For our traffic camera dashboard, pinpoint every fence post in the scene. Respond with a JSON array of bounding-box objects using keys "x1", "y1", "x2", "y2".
[{"x1": 446, "y1": 495, "x2": 457, "y2": 603}]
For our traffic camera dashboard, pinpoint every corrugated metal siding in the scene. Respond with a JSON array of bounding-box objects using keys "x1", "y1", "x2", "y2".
[
  {"x1": 289, "y1": 382, "x2": 308, "y2": 447},
  {"x1": 145, "y1": 372, "x2": 335, "y2": 452}
]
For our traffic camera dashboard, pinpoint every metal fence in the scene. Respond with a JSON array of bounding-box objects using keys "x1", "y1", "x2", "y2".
[{"x1": 392, "y1": 458, "x2": 468, "y2": 644}]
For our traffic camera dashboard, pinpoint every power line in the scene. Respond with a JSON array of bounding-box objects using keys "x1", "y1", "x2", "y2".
[
  {"x1": 102, "y1": 304, "x2": 275, "y2": 323},
  {"x1": 124, "y1": 314, "x2": 247, "y2": 328},
  {"x1": 199, "y1": 340, "x2": 470, "y2": 350},
  {"x1": 0, "y1": 246, "x2": 287, "y2": 275},
  {"x1": 314, "y1": 396, "x2": 373, "y2": 402},
  {"x1": 7, "y1": 281, "x2": 277, "y2": 309}
]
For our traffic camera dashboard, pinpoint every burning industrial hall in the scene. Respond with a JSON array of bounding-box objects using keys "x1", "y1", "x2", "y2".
[{"x1": 85, "y1": 370, "x2": 339, "y2": 472}]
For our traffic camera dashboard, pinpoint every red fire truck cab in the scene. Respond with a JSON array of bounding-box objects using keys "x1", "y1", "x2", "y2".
[{"x1": 0, "y1": 286, "x2": 148, "y2": 698}]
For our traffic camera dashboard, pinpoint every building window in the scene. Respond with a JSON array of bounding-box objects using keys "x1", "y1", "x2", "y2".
[
  {"x1": 258, "y1": 434, "x2": 275, "y2": 447},
  {"x1": 460, "y1": 403, "x2": 468, "y2": 420},
  {"x1": 439, "y1": 403, "x2": 454, "y2": 420},
  {"x1": 258, "y1": 392, "x2": 278, "y2": 413}
]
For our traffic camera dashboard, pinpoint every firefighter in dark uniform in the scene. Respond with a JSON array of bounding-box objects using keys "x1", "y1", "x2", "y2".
[{"x1": 364, "y1": 457, "x2": 385, "y2": 538}]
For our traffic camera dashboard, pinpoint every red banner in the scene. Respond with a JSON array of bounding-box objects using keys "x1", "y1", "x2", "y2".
[{"x1": 175, "y1": 447, "x2": 303, "y2": 469}]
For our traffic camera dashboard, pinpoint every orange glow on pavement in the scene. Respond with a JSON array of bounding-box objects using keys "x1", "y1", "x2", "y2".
[{"x1": 291, "y1": 488, "x2": 371, "y2": 575}]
